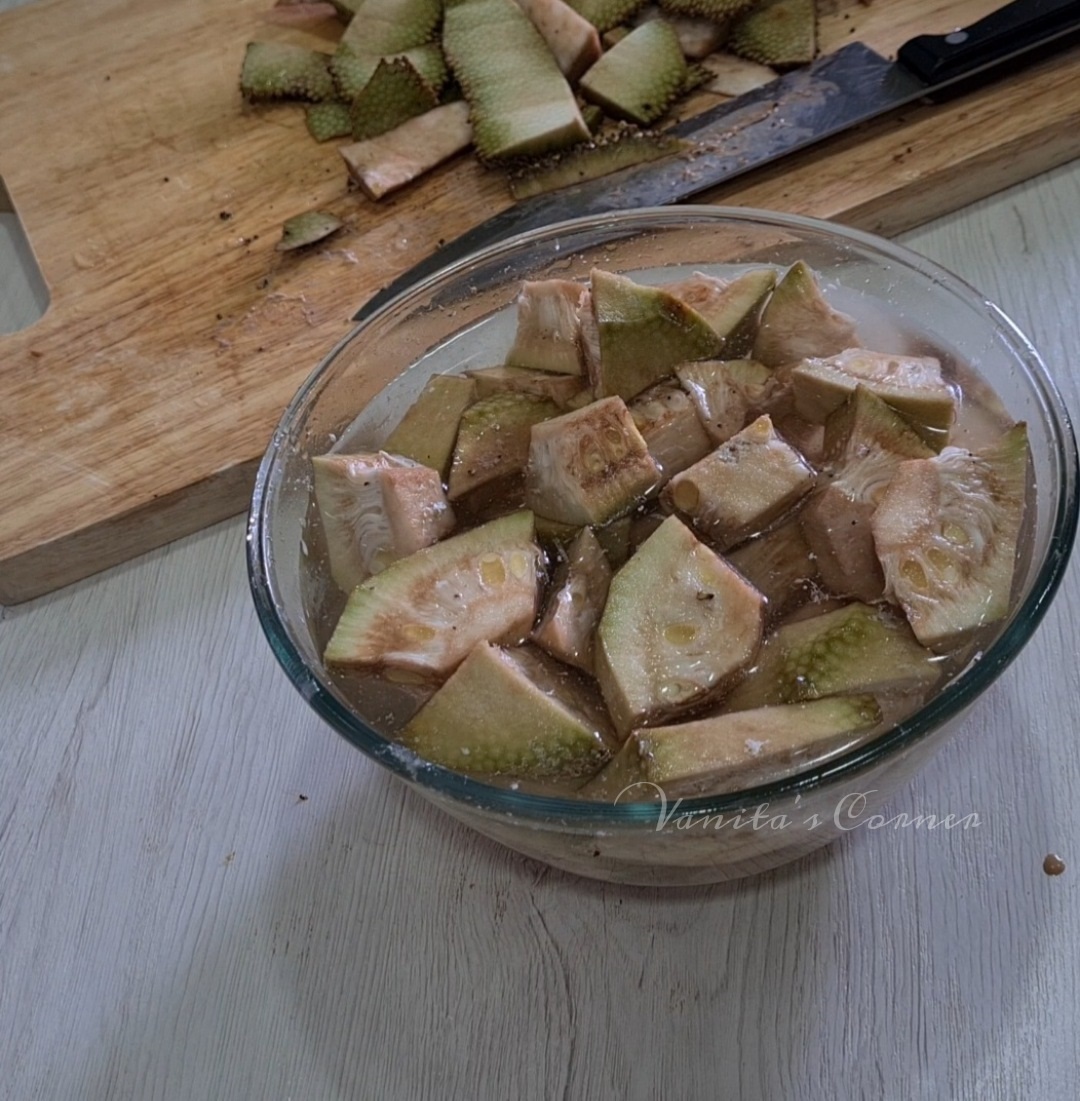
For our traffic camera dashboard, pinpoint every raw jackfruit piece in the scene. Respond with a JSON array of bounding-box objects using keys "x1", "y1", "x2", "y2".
[
  {"x1": 466, "y1": 365, "x2": 587, "y2": 407},
  {"x1": 629, "y1": 379, "x2": 714, "y2": 481},
  {"x1": 324, "y1": 510, "x2": 540, "y2": 678},
  {"x1": 578, "y1": 21, "x2": 689, "y2": 126},
  {"x1": 798, "y1": 387, "x2": 935, "y2": 602},
  {"x1": 443, "y1": 0, "x2": 591, "y2": 160},
  {"x1": 724, "y1": 601, "x2": 940, "y2": 712},
  {"x1": 871, "y1": 423, "x2": 1029, "y2": 651},
  {"x1": 447, "y1": 391, "x2": 561, "y2": 501},
  {"x1": 636, "y1": 695, "x2": 882, "y2": 796},
  {"x1": 590, "y1": 268, "x2": 725, "y2": 400},
  {"x1": 524, "y1": 396, "x2": 661, "y2": 525},
  {"x1": 726, "y1": 516, "x2": 818, "y2": 617},
  {"x1": 595, "y1": 515, "x2": 766, "y2": 734},
  {"x1": 752, "y1": 260, "x2": 859, "y2": 367},
  {"x1": 532, "y1": 526, "x2": 612, "y2": 672},
  {"x1": 312, "y1": 451, "x2": 455, "y2": 592},
  {"x1": 663, "y1": 413, "x2": 815, "y2": 550},
  {"x1": 665, "y1": 268, "x2": 776, "y2": 357},
  {"x1": 790, "y1": 348, "x2": 957, "y2": 447},
  {"x1": 676, "y1": 358, "x2": 773, "y2": 443},
  {"x1": 383, "y1": 372, "x2": 477, "y2": 477},
  {"x1": 401, "y1": 642, "x2": 613, "y2": 778},
  {"x1": 506, "y1": 279, "x2": 588, "y2": 376}
]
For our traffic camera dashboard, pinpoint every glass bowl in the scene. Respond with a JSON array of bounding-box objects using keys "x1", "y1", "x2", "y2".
[{"x1": 247, "y1": 207, "x2": 1078, "y2": 886}]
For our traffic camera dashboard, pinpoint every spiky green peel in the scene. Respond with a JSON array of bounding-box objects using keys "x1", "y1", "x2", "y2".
[
  {"x1": 401, "y1": 642, "x2": 613, "y2": 778},
  {"x1": 349, "y1": 57, "x2": 438, "y2": 140},
  {"x1": 725, "y1": 601, "x2": 940, "y2": 712},
  {"x1": 443, "y1": 0, "x2": 591, "y2": 160},
  {"x1": 590, "y1": 268, "x2": 724, "y2": 400},
  {"x1": 729, "y1": 0, "x2": 817, "y2": 69},
  {"x1": 566, "y1": 0, "x2": 648, "y2": 33},
  {"x1": 339, "y1": 0, "x2": 443, "y2": 56},
  {"x1": 509, "y1": 132, "x2": 687, "y2": 199},
  {"x1": 240, "y1": 42, "x2": 335, "y2": 103},
  {"x1": 579, "y1": 21, "x2": 689, "y2": 126},
  {"x1": 657, "y1": 0, "x2": 756, "y2": 21},
  {"x1": 305, "y1": 101, "x2": 353, "y2": 141}
]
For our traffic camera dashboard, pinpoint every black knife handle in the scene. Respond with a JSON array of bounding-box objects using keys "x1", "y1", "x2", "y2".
[{"x1": 898, "y1": 0, "x2": 1080, "y2": 92}]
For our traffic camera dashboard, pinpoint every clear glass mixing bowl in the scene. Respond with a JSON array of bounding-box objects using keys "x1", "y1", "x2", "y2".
[{"x1": 248, "y1": 207, "x2": 1078, "y2": 885}]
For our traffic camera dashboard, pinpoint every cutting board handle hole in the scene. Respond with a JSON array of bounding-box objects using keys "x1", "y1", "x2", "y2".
[{"x1": 0, "y1": 176, "x2": 49, "y2": 335}]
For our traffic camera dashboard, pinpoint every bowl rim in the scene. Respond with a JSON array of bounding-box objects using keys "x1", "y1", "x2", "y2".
[{"x1": 247, "y1": 205, "x2": 1080, "y2": 825}]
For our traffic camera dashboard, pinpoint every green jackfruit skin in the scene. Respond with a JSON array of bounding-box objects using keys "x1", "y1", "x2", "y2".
[
  {"x1": 591, "y1": 268, "x2": 725, "y2": 401},
  {"x1": 332, "y1": 43, "x2": 449, "y2": 102},
  {"x1": 657, "y1": 0, "x2": 757, "y2": 21},
  {"x1": 448, "y1": 391, "x2": 560, "y2": 501},
  {"x1": 339, "y1": 0, "x2": 443, "y2": 56},
  {"x1": 509, "y1": 132, "x2": 687, "y2": 200},
  {"x1": 566, "y1": 0, "x2": 648, "y2": 34},
  {"x1": 384, "y1": 374, "x2": 477, "y2": 478},
  {"x1": 579, "y1": 21, "x2": 689, "y2": 126},
  {"x1": 637, "y1": 695, "x2": 883, "y2": 794},
  {"x1": 330, "y1": 48, "x2": 380, "y2": 101},
  {"x1": 401, "y1": 43, "x2": 449, "y2": 94},
  {"x1": 349, "y1": 57, "x2": 438, "y2": 141},
  {"x1": 724, "y1": 602, "x2": 940, "y2": 712},
  {"x1": 729, "y1": 0, "x2": 817, "y2": 69},
  {"x1": 240, "y1": 42, "x2": 336, "y2": 103},
  {"x1": 401, "y1": 642, "x2": 612, "y2": 779},
  {"x1": 443, "y1": 0, "x2": 591, "y2": 160},
  {"x1": 306, "y1": 101, "x2": 353, "y2": 142}
]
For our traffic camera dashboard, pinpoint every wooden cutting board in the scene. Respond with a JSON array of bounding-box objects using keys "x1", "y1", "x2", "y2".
[{"x1": 0, "y1": 0, "x2": 1077, "y2": 604}]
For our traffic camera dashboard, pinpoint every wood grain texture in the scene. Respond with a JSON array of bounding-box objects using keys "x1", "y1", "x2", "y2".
[
  {"x1": 1, "y1": 0, "x2": 1079, "y2": 602},
  {"x1": 1, "y1": 160, "x2": 1079, "y2": 1101}
]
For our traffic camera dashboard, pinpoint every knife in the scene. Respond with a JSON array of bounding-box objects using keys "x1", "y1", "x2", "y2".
[{"x1": 355, "y1": 0, "x2": 1080, "y2": 320}]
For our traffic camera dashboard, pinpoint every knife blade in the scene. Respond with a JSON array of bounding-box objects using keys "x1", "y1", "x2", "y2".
[{"x1": 355, "y1": 0, "x2": 1080, "y2": 320}]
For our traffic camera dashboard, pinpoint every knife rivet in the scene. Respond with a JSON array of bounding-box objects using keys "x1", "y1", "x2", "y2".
[{"x1": 944, "y1": 30, "x2": 969, "y2": 45}]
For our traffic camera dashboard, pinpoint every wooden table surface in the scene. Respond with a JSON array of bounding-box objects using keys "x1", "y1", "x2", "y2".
[{"x1": 4, "y1": 12, "x2": 1080, "y2": 1096}]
